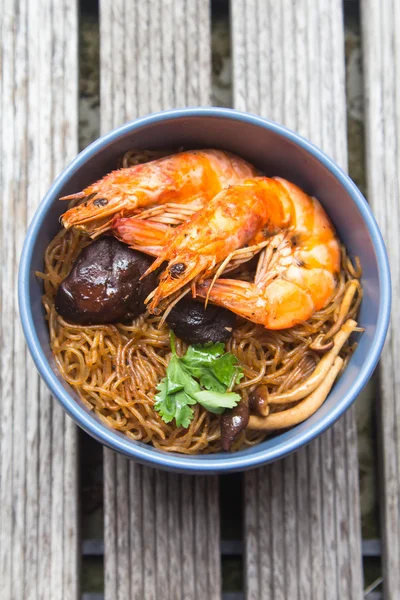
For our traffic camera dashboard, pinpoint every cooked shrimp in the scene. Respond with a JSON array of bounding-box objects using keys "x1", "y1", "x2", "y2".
[
  {"x1": 60, "y1": 150, "x2": 257, "y2": 235},
  {"x1": 113, "y1": 217, "x2": 172, "y2": 257},
  {"x1": 119, "y1": 178, "x2": 291, "y2": 312},
  {"x1": 197, "y1": 178, "x2": 341, "y2": 329},
  {"x1": 113, "y1": 178, "x2": 340, "y2": 326}
]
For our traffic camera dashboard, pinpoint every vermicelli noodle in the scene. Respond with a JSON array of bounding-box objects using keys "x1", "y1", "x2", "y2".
[
  {"x1": 39, "y1": 229, "x2": 362, "y2": 454},
  {"x1": 38, "y1": 149, "x2": 363, "y2": 453}
]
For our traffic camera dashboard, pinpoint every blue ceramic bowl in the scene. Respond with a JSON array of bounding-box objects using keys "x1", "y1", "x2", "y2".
[{"x1": 19, "y1": 108, "x2": 391, "y2": 473}]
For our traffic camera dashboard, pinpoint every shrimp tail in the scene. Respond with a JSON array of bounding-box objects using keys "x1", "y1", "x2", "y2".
[
  {"x1": 197, "y1": 279, "x2": 265, "y2": 322},
  {"x1": 197, "y1": 277, "x2": 315, "y2": 330},
  {"x1": 112, "y1": 217, "x2": 172, "y2": 256}
]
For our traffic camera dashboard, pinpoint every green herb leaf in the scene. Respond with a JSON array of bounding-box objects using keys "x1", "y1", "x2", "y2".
[
  {"x1": 211, "y1": 353, "x2": 240, "y2": 387},
  {"x1": 196, "y1": 370, "x2": 226, "y2": 393},
  {"x1": 194, "y1": 390, "x2": 241, "y2": 414},
  {"x1": 183, "y1": 343, "x2": 225, "y2": 365},
  {"x1": 234, "y1": 368, "x2": 244, "y2": 385},
  {"x1": 154, "y1": 337, "x2": 244, "y2": 428},
  {"x1": 154, "y1": 380, "x2": 196, "y2": 428},
  {"x1": 181, "y1": 342, "x2": 241, "y2": 391},
  {"x1": 171, "y1": 391, "x2": 196, "y2": 428},
  {"x1": 154, "y1": 380, "x2": 175, "y2": 423},
  {"x1": 167, "y1": 355, "x2": 201, "y2": 396}
]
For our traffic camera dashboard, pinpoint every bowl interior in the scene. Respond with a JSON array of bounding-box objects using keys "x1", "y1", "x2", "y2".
[{"x1": 20, "y1": 110, "x2": 389, "y2": 472}]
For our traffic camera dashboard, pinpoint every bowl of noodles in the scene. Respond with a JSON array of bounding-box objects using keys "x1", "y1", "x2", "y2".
[{"x1": 18, "y1": 107, "x2": 390, "y2": 473}]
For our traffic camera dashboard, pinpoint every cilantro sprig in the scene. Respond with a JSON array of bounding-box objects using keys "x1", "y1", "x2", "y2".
[{"x1": 154, "y1": 333, "x2": 243, "y2": 428}]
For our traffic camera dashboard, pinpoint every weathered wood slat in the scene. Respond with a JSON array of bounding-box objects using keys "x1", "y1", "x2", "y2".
[
  {"x1": 99, "y1": 2, "x2": 219, "y2": 599},
  {"x1": 361, "y1": 2, "x2": 400, "y2": 598},
  {"x1": 0, "y1": 1, "x2": 79, "y2": 599},
  {"x1": 231, "y1": 1, "x2": 363, "y2": 598}
]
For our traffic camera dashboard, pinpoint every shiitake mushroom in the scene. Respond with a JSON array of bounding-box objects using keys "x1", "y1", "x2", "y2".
[
  {"x1": 220, "y1": 399, "x2": 249, "y2": 451},
  {"x1": 166, "y1": 297, "x2": 236, "y2": 345},
  {"x1": 55, "y1": 237, "x2": 157, "y2": 324}
]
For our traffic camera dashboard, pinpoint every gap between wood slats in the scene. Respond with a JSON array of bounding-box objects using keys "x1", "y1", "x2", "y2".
[
  {"x1": 81, "y1": 536, "x2": 383, "y2": 558},
  {"x1": 82, "y1": 594, "x2": 245, "y2": 600}
]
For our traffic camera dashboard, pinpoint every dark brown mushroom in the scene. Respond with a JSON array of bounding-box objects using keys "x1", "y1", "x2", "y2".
[
  {"x1": 220, "y1": 399, "x2": 249, "y2": 451},
  {"x1": 249, "y1": 385, "x2": 269, "y2": 416},
  {"x1": 55, "y1": 237, "x2": 157, "y2": 324},
  {"x1": 166, "y1": 297, "x2": 236, "y2": 345}
]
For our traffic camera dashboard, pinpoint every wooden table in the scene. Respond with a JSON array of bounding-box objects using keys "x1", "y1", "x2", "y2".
[{"x1": 0, "y1": 1, "x2": 398, "y2": 599}]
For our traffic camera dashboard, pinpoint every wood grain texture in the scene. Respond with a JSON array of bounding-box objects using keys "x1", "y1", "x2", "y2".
[
  {"x1": 100, "y1": 0, "x2": 211, "y2": 130},
  {"x1": 231, "y1": 1, "x2": 363, "y2": 598},
  {"x1": 361, "y1": 1, "x2": 400, "y2": 598},
  {"x1": 0, "y1": 1, "x2": 79, "y2": 599},
  {"x1": 99, "y1": 2, "x2": 219, "y2": 598},
  {"x1": 104, "y1": 457, "x2": 219, "y2": 600}
]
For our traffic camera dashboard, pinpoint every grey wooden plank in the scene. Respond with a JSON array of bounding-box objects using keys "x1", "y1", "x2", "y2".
[
  {"x1": 0, "y1": 1, "x2": 79, "y2": 599},
  {"x1": 104, "y1": 453, "x2": 220, "y2": 600},
  {"x1": 361, "y1": 1, "x2": 400, "y2": 598},
  {"x1": 99, "y1": 2, "x2": 219, "y2": 599},
  {"x1": 231, "y1": 0, "x2": 363, "y2": 598}
]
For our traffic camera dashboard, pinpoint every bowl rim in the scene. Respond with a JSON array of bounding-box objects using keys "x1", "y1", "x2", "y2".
[{"x1": 18, "y1": 106, "x2": 391, "y2": 473}]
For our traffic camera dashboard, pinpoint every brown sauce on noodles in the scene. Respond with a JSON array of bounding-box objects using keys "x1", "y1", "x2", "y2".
[{"x1": 38, "y1": 150, "x2": 363, "y2": 454}]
